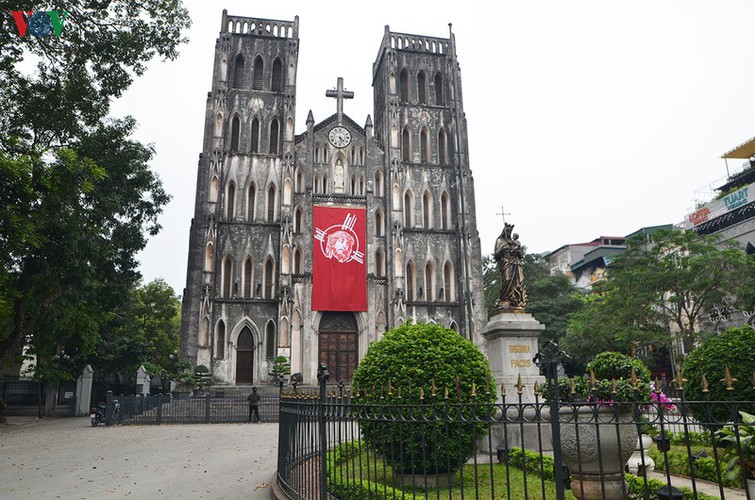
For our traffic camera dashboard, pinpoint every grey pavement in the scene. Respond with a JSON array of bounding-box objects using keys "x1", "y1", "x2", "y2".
[{"x1": 0, "y1": 416, "x2": 278, "y2": 499}]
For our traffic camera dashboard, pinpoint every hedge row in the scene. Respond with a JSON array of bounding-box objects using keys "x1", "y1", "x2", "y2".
[{"x1": 648, "y1": 448, "x2": 744, "y2": 489}]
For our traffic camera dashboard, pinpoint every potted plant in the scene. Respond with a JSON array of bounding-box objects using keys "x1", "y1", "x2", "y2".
[
  {"x1": 717, "y1": 410, "x2": 755, "y2": 498},
  {"x1": 551, "y1": 352, "x2": 652, "y2": 500}
]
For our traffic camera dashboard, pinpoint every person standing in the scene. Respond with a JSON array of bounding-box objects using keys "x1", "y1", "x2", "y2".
[{"x1": 247, "y1": 387, "x2": 261, "y2": 423}]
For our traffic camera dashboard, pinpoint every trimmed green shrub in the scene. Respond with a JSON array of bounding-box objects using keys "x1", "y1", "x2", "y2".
[
  {"x1": 682, "y1": 326, "x2": 755, "y2": 424},
  {"x1": 586, "y1": 351, "x2": 651, "y2": 383},
  {"x1": 351, "y1": 322, "x2": 495, "y2": 474}
]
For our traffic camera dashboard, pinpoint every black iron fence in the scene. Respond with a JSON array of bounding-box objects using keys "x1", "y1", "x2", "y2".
[
  {"x1": 277, "y1": 368, "x2": 755, "y2": 499},
  {"x1": 103, "y1": 391, "x2": 281, "y2": 425}
]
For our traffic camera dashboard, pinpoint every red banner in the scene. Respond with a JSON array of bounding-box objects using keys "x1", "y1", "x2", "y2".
[{"x1": 312, "y1": 206, "x2": 367, "y2": 311}]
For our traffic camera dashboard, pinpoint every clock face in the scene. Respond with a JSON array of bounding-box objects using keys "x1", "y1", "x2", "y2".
[{"x1": 328, "y1": 126, "x2": 351, "y2": 148}]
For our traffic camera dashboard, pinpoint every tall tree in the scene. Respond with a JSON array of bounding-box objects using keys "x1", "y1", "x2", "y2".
[
  {"x1": 563, "y1": 230, "x2": 753, "y2": 371},
  {"x1": 0, "y1": 1, "x2": 189, "y2": 385}
]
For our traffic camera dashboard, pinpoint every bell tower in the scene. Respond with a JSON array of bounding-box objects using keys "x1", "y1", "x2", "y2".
[{"x1": 180, "y1": 12, "x2": 299, "y2": 384}]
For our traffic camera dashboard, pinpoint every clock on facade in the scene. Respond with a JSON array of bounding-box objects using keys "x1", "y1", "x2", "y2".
[{"x1": 328, "y1": 126, "x2": 351, "y2": 148}]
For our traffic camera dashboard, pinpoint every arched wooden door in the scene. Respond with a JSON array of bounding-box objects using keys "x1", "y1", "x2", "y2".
[
  {"x1": 318, "y1": 312, "x2": 358, "y2": 383},
  {"x1": 236, "y1": 326, "x2": 254, "y2": 385}
]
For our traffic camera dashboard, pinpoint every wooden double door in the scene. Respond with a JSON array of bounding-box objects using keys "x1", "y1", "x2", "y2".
[
  {"x1": 318, "y1": 312, "x2": 358, "y2": 383},
  {"x1": 236, "y1": 326, "x2": 254, "y2": 385}
]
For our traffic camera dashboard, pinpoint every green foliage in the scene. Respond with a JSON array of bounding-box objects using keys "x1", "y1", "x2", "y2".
[
  {"x1": 563, "y1": 230, "x2": 755, "y2": 371},
  {"x1": 352, "y1": 323, "x2": 494, "y2": 473},
  {"x1": 716, "y1": 411, "x2": 755, "y2": 481},
  {"x1": 586, "y1": 352, "x2": 651, "y2": 383},
  {"x1": 682, "y1": 326, "x2": 755, "y2": 423},
  {"x1": 648, "y1": 447, "x2": 744, "y2": 488},
  {"x1": 96, "y1": 279, "x2": 181, "y2": 378},
  {"x1": 482, "y1": 254, "x2": 499, "y2": 318},
  {"x1": 270, "y1": 356, "x2": 291, "y2": 379},
  {"x1": 193, "y1": 365, "x2": 211, "y2": 390}
]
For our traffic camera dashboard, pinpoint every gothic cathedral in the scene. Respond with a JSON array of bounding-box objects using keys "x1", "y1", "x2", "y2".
[{"x1": 179, "y1": 11, "x2": 486, "y2": 386}]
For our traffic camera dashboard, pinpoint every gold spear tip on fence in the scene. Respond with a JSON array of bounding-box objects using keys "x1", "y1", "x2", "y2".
[
  {"x1": 589, "y1": 370, "x2": 597, "y2": 391},
  {"x1": 516, "y1": 374, "x2": 525, "y2": 395},
  {"x1": 471, "y1": 382, "x2": 477, "y2": 397},
  {"x1": 611, "y1": 379, "x2": 618, "y2": 395},
  {"x1": 533, "y1": 380, "x2": 541, "y2": 397},
  {"x1": 419, "y1": 386, "x2": 424, "y2": 400},
  {"x1": 387, "y1": 380, "x2": 393, "y2": 396},
  {"x1": 570, "y1": 378, "x2": 576, "y2": 395},
  {"x1": 654, "y1": 377, "x2": 662, "y2": 393},
  {"x1": 396, "y1": 386, "x2": 401, "y2": 399},
  {"x1": 501, "y1": 383, "x2": 506, "y2": 397},
  {"x1": 431, "y1": 379, "x2": 437, "y2": 397},
  {"x1": 673, "y1": 371, "x2": 687, "y2": 391},
  {"x1": 631, "y1": 367, "x2": 638, "y2": 390},
  {"x1": 701, "y1": 373, "x2": 709, "y2": 393},
  {"x1": 444, "y1": 386, "x2": 449, "y2": 399},
  {"x1": 721, "y1": 367, "x2": 737, "y2": 391}
]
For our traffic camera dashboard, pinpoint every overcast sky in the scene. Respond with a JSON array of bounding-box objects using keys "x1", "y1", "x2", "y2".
[{"x1": 110, "y1": 0, "x2": 755, "y2": 295}]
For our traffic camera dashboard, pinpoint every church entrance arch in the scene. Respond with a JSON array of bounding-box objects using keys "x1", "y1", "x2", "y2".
[
  {"x1": 236, "y1": 326, "x2": 254, "y2": 384},
  {"x1": 318, "y1": 312, "x2": 358, "y2": 383}
]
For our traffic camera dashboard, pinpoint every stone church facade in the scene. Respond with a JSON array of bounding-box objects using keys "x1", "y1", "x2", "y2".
[{"x1": 179, "y1": 11, "x2": 486, "y2": 385}]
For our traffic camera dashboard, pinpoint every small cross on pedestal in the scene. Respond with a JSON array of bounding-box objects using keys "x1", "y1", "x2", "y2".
[
  {"x1": 496, "y1": 207, "x2": 511, "y2": 224},
  {"x1": 325, "y1": 77, "x2": 354, "y2": 124}
]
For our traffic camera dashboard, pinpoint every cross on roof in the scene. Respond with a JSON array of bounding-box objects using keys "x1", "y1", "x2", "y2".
[
  {"x1": 325, "y1": 77, "x2": 354, "y2": 124},
  {"x1": 496, "y1": 207, "x2": 511, "y2": 224}
]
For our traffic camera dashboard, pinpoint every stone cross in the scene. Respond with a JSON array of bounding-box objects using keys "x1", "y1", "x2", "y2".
[
  {"x1": 496, "y1": 207, "x2": 511, "y2": 224},
  {"x1": 326, "y1": 77, "x2": 354, "y2": 124}
]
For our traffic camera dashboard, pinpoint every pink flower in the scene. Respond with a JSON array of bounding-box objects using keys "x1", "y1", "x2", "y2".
[{"x1": 651, "y1": 391, "x2": 676, "y2": 412}]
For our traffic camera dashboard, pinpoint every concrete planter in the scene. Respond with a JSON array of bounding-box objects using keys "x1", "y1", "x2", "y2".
[
  {"x1": 559, "y1": 405, "x2": 637, "y2": 500},
  {"x1": 626, "y1": 434, "x2": 655, "y2": 476}
]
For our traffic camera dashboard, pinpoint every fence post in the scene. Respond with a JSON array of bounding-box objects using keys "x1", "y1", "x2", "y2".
[
  {"x1": 105, "y1": 390, "x2": 114, "y2": 426},
  {"x1": 536, "y1": 341, "x2": 566, "y2": 500},
  {"x1": 317, "y1": 363, "x2": 329, "y2": 500},
  {"x1": 156, "y1": 393, "x2": 163, "y2": 425},
  {"x1": 205, "y1": 393, "x2": 211, "y2": 423}
]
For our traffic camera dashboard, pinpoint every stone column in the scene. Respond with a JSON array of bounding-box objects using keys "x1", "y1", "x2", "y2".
[
  {"x1": 481, "y1": 311, "x2": 550, "y2": 451},
  {"x1": 75, "y1": 365, "x2": 94, "y2": 416},
  {"x1": 136, "y1": 365, "x2": 150, "y2": 395}
]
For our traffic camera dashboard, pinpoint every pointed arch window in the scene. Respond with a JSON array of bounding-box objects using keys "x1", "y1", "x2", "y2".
[
  {"x1": 441, "y1": 191, "x2": 451, "y2": 230},
  {"x1": 425, "y1": 261, "x2": 435, "y2": 302},
  {"x1": 438, "y1": 129, "x2": 448, "y2": 164},
  {"x1": 420, "y1": 127, "x2": 429, "y2": 162},
  {"x1": 267, "y1": 184, "x2": 276, "y2": 222},
  {"x1": 253, "y1": 56, "x2": 264, "y2": 90},
  {"x1": 250, "y1": 118, "x2": 260, "y2": 153},
  {"x1": 269, "y1": 118, "x2": 280, "y2": 154},
  {"x1": 226, "y1": 181, "x2": 236, "y2": 219},
  {"x1": 406, "y1": 262, "x2": 416, "y2": 302},
  {"x1": 399, "y1": 69, "x2": 409, "y2": 102},
  {"x1": 205, "y1": 243, "x2": 214, "y2": 271},
  {"x1": 375, "y1": 249, "x2": 385, "y2": 277},
  {"x1": 271, "y1": 58, "x2": 283, "y2": 92},
  {"x1": 295, "y1": 167, "x2": 304, "y2": 193},
  {"x1": 444, "y1": 261, "x2": 454, "y2": 301},
  {"x1": 294, "y1": 206, "x2": 303, "y2": 233},
  {"x1": 247, "y1": 182, "x2": 257, "y2": 221},
  {"x1": 402, "y1": 127, "x2": 411, "y2": 162},
  {"x1": 422, "y1": 190, "x2": 432, "y2": 228},
  {"x1": 210, "y1": 176, "x2": 219, "y2": 203},
  {"x1": 263, "y1": 258, "x2": 275, "y2": 299},
  {"x1": 417, "y1": 71, "x2": 427, "y2": 104},
  {"x1": 243, "y1": 257, "x2": 253, "y2": 298},
  {"x1": 222, "y1": 256, "x2": 234, "y2": 298},
  {"x1": 404, "y1": 190, "x2": 414, "y2": 228},
  {"x1": 266, "y1": 321, "x2": 276, "y2": 360},
  {"x1": 230, "y1": 115, "x2": 240, "y2": 151},
  {"x1": 375, "y1": 209, "x2": 384, "y2": 237},
  {"x1": 216, "y1": 320, "x2": 226, "y2": 358},
  {"x1": 434, "y1": 73, "x2": 444, "y2": 105},
  {"x1": 232, "y1": 54, "x2": 244, "y2": 89},
  {"x1": 293, "y1": 245, "x2": 303, "y2": 274},
  {"x1": 374, "y1": 170, "x2": 384, "y2": 197}
]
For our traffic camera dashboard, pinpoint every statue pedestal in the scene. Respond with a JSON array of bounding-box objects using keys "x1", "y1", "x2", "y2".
[{"x1": 481, "y1": 311, "x2": 550, "y2": 452}]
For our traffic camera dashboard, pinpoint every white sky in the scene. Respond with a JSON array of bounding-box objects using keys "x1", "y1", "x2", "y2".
[{"x1": 110, "y1": 0, "x2": 755, "y2": 295}]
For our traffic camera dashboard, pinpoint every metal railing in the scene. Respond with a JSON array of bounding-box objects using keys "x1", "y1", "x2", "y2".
[
  {"x1": 104, "y1": 392, "x2": 281, "y2": 425},
  {"x1": 277, "y1": 363, "x2": 755, "y2": 500}
]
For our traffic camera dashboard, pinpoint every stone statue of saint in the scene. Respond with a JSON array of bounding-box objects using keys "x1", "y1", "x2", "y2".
[
  {"x1": 334, "y1": 159, "x2": 345, "y2": 193},
  {"x1": 494, "y1": 222, "x2": 526, "y2": 310}
]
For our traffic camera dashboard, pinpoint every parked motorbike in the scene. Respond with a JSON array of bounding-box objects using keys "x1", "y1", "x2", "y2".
[{"x1": 90, "y1": 403, "x2": 106, "y2": 426}]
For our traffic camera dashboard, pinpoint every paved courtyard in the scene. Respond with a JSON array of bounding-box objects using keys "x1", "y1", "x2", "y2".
[{"x1": 0, "y1": 416, "x2": 278, "y2": 499}]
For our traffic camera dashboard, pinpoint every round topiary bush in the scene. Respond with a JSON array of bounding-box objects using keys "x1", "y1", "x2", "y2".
[
  {"x1": 683, "y1": 326, "x2": 755, "y2": 424},
  {"x1": 351, "y1": 322, "x2": 495, "y2": 474},
  {"x1": 586, "y1": 351, "x2": 651, "y2": 383}
]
